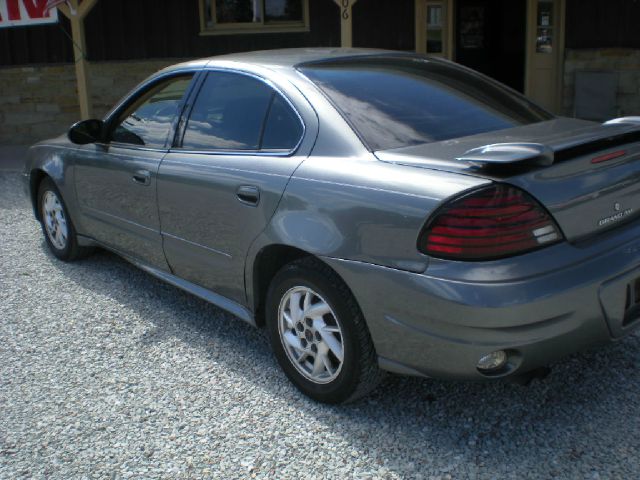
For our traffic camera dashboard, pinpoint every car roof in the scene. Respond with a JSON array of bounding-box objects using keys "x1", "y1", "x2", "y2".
[{"x1": 162, "y1": 47, "x2": 407, "y2": 73}]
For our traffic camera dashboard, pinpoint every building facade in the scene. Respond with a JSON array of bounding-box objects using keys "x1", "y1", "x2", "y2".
[{"x1": 1, "y1": 0, "x2": 639, "y2": 145}]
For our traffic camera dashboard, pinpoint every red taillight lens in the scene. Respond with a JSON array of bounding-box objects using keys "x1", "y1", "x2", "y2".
[{"x1": 419, "y1": 184, "x2": 563, "y2": 260}]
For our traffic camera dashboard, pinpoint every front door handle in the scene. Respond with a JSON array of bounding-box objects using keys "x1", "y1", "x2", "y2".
[
  {"x1": 132, "y1": 169, "x2": 151, "y2": 186},
  {"x1": 236, "y1": 185, "x2": 260, "y2": 206}
]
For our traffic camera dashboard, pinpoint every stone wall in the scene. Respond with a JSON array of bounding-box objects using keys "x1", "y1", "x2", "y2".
[
  {"x1": 0, "y1": 59, "x2": 185, "y2": 145},
  {"x1": 5, "y1": 50, "x2": 639, "y2": 145},
  {"x1": 563, "y1": 48, "x2": 640, "y2": 119}
]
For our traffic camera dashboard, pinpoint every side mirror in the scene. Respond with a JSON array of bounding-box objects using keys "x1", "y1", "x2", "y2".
[{"x1": 68, "y1": 119, "x2": 104, "y2": 145}]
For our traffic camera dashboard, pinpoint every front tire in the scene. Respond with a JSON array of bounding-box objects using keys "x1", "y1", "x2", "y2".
[
  {"x1": 266, "y1": 258, "x2": 382, "y2": 403},
  {"x1": 37, "y1": 177, "x2": 91, "y2": 261}
]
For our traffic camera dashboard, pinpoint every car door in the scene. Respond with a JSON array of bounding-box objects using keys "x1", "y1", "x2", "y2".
[
  {"x1": 157, "y1": 69, "x2": 312, "y2": 305},
  {"x1": 73, "y1": 73, "x2": 196, "y2": 269}
]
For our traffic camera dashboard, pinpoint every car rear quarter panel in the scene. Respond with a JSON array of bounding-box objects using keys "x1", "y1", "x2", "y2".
[
  {"x1": 249, "y1": 66, "x2": 490, "y2": 274},
  {"x1": 258, "y1": 155, "x2": 490, "y2": 272}
]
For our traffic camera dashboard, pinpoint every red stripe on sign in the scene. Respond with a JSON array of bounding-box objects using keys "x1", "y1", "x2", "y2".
[
  {"x1": 591, "y1": 150, "x2": 627, "y2": 164},
  {"x1": 23, "y1": 0, "x2": 49, "y2": 18},
  {"x1": 7, "y1": 0, "x2": 21, "y2": 20}
]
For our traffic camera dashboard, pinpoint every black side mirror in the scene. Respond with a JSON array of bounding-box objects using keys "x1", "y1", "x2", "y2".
[{"x1": 68, "y1": 119, "x2": 104, "y2": 145}]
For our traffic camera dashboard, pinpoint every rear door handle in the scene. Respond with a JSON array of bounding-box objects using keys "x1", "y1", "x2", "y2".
[
  {"x1": 236, "y1": 185, "x2": 260, "y2": 206},
  {"x1": 132, "y1": 169, "x2": 151, "y2": 186}
]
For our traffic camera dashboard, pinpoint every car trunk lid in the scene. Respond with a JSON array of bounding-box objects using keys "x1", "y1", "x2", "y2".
[{"x1": 375, "y1": 118, "x2": 640, "y2": 242}]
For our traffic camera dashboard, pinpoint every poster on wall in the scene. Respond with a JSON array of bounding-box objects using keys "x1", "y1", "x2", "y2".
[
  {"x1": 459, "y1": 6, "x2": 484, "y2": 49},
  {"x1": 0, "y1": 0, "x2": 58, "y2": 29}
]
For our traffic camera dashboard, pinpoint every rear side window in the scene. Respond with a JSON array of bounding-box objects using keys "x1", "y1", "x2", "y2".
[
  {"x1": 181, "y1": 71, "x2": 303, "y2": 152},
  {"x1": 299, "y1": 56, "x2": 553, "y2": 151},
  {"x1": 262, "y1": 94, "x2": 303, "y2": 150}
]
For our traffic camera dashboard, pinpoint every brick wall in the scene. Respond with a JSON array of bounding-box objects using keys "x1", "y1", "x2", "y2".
[
  {"x1": 563, "y1": 48, "x2": 640, "y2": 118},
  {"x1": 0, "y1": 59, "x2": 185, "y2": 145}
]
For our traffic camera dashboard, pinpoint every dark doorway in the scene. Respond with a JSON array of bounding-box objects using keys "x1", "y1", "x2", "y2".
[{"x1": 455, "y1": 0, "x2": 527, "y2": 92}]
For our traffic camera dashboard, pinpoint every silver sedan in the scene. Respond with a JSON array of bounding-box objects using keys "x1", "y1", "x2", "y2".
[{"x1": 23, "y1": 48, "x2": 640, "y2": 403}]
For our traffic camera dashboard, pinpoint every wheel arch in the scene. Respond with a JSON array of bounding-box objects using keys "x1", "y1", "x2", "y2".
[
  {"x1": 30, "y1": 168, "x2": 50, "y2": 221},
  {"x1": 250, "y1": 244, "x2": 312, "y2": 327},
  {"x1": 250, "y1": 244, "x2": 362, "y2": 329}
]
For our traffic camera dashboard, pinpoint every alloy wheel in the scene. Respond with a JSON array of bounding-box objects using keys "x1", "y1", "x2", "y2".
[
  {"x1": 277, "y1": 286, "x2": 345, "y2": 384},
  {"x1": 42, "y1": 190, "x2": 68, "y2": 250}
]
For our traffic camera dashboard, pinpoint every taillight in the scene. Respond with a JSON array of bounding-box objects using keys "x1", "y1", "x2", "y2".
[{"x1": 419, "y1": 184, "x2": 563, "y2": 261}]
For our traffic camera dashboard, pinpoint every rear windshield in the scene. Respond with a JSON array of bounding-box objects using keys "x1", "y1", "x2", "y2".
[{"x1": 298, "y1": 56, "x2": 553, "y2": 151}]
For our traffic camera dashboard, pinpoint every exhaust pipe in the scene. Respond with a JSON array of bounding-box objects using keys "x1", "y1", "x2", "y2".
[{"x1": 509, "y1": 367, "x2": 551, "y2": 386}]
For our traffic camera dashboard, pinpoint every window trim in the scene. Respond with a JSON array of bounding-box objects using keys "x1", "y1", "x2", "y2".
[
  {"x1": 198, "y1": 0, "x2": 310, "y2": 36},
  {"x1": 174, "y1": 68, "x2": 306, "y2": 157}
]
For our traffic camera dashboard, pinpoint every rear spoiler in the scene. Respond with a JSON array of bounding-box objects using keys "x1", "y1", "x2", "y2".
[
  {"x1": 457, "y1": 117, "x2": 640, "y2": 168},
  {"x1": 456, "y1": 143, "x2": 554, "y2": 168},
  {"x1": 603, "y1": 116, "x2": 640, "y2": 127}
]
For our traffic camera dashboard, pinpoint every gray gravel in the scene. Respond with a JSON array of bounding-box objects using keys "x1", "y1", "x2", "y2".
[{"x1": 1, "y1": 171, "x2": 640, "y2": 479}]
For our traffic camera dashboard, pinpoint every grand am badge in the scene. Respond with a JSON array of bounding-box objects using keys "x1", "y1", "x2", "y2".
[{"x1": 598, "y1": 203, "x2": 633, "y2": 227}]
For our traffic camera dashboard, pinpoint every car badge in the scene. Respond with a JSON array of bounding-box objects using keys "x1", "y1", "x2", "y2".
[{"x1": 598, "y1": 202, "x2": 633, "y2": 227}]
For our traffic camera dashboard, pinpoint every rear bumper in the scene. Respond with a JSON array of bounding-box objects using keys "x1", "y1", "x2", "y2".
[{"x1": 322, "y1": 221, "x2": 640, "y2": 381}]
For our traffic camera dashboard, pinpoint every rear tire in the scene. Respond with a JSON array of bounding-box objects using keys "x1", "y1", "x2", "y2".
[
  {"x1": 266, "y1": 257, "x2": 382, "y2": 403},
  {"x1": 37, "y1": 177, "x2": 92, "y2": 261}
]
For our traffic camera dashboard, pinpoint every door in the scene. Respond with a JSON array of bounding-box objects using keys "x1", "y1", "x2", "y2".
[
  {"x1": 158, "y1": 70, "x2": 309, "y2": 304},
  {"x1": 455, "y1": 0, "x2": 527, "y2": 92},
  {"x1": 416, "y1": 0, "x2": 453, "y2": 58},
  {"x1": 525, "y1": 0, "x2": 565, "y2": 112},
  {"x1": 73, "y1": 74, "x2": 195, "y2": 268}
]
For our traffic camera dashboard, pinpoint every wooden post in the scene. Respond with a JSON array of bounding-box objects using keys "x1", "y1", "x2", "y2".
[
  {"x1": 415, "y1": 0, "x2": 426, "y2": 54},
  {"x1": 58, "y1": 0, "x2": 98, "y2": 120},
  {"x1": 334, "y1": 0, "x2": 358, "y2": 48},
  {"x1": 445, "y1": 0, "x2": 454, "y2": 59}
]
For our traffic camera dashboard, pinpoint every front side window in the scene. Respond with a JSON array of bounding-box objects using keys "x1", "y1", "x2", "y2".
[
  {"x1": 200, "y1": 0, "x2": 308, "y2": 34},
  {"x1": 181, "y1": 71, "x2": 303, "y2": 152},
  {"x1": 299, "y1": 56, "x2": 553, "y2": 151},
  {"x1": 110, "y1": 75, "x2": 194, "y2": 148}
]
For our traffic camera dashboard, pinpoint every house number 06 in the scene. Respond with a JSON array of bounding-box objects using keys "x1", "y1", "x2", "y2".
[{"x1": 341, "y1": 0, "x2": 351, "y2": 19}]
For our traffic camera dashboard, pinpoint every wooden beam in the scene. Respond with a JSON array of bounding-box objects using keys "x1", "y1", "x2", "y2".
[
  {"x1": 57, "y1": 3, "x2": 71, "y2": 19},
  {"x1": 70, "y1": 14, "x2": 91, "y2": 119},
  {"x1": 334, "y1": 0, "x2": 358, "y2": 48},
  {"x1": 78, "y1": 0, "x2": 98, "y2": 20},
  {"x1": 57, "y1": 0, "x2": 99, "y2": 120}
]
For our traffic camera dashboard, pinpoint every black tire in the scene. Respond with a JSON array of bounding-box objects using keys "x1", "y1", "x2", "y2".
[
  {"x1": 37, "y1": 177, "x2": 93, "y2": 261},
  {"x1": 266, "y1": 257, "x2": 383, "y2": 404}
]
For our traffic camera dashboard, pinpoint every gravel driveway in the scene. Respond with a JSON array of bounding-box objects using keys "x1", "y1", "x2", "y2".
[{"x1": 1, "y1": 171, "x2": 640, "y2": 479}]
